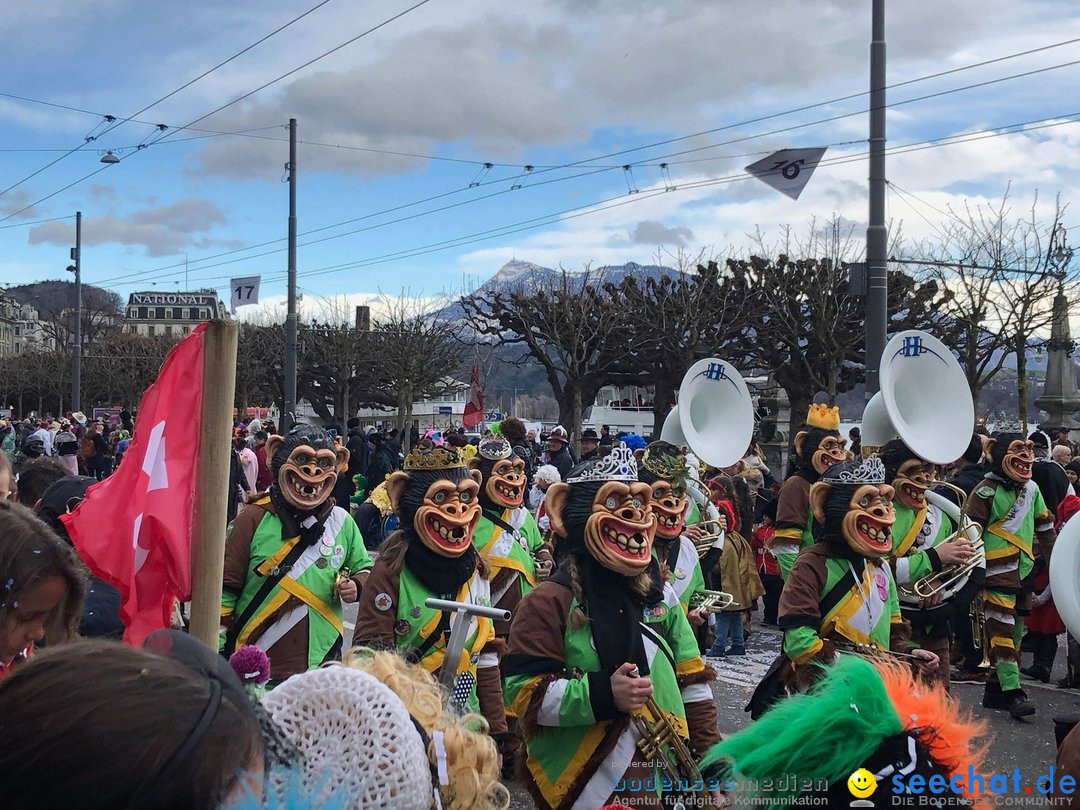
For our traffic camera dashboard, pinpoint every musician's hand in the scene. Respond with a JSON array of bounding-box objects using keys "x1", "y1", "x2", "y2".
[
  {"x1": 611, "y1": 662, "x2": 653, "y2": 712},
  {"x1": 715, "y1": 513, "x2": 728, "y2": 533},
  {"x1": 337, "y1": 577, "x2": 358, "y2": 603},
  {"x1": 685, "y1": 524, "x2": 703, "y2": 541},
  {"x1": 911, "y1": 648, "x2": 939, "y2": 673},
  {"x1": 935, "y1": 539, "x2": 975, "y2": 566},
  {"x1": 535, "y1": 557, "x2": 554, "y2": 579},
  {"x1": 688, "y1": 608, "x2": 706, "y2": 628}
]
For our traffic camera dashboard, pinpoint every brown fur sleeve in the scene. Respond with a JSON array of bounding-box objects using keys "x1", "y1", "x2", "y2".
[
  {"x1": 774, "y1": 476, "x2": 810, "y2": 532},
  {"x1": 221, "y1": 504, "x2": 268, "y2": 626},
  {"x1": 351, "y1": 557, "x2": 400, "y2": 649},
  {"x1": 684, "y1": 696, "x2": 720, "y2": 757},
  {"x1": 963, "y1": 483, "x2": 992, "y2": 528},
  {"x1": 778, "y1": 547, "x2": 827, "y2": 627},
  {"x1": 476, "y1": 664, "x2": 509, "y2": 735}
]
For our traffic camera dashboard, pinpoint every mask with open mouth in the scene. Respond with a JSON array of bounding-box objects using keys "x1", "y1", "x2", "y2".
[
  {"x1": 467, "y1": 438, "x2": 526, "y2": 510},
  {"x1": 988, "y1": 434, "x2": 1034, "y2": 485},
  {"x1": 881, "y1": 439, "x2": 935, "y2": 511},
  {"x1": 810, "y1": 457, "x2": 896, "y2": 559},
  {"x1": 637, "y1": 440, "x2": 689, "y2": 542},
  {"x1": 387, "y1": 447, "x2": 483, "y2": 559},
  {"x1": 267, "y1": 425, "x2": 349, "y2": 513},
  {"x1": 794, "y1": 428, "x2": 847, "y2": 478}
]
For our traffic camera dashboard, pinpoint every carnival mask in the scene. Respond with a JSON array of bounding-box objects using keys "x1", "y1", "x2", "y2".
[
  {"x1": 1000, "y1": 439, "x2": 1034, "y2": 483},
  {"x1": 580, "y1": 481, "x2": 656, "y2": 575},
  {"x1": 484, "y1": 457, "x2": 525, "y2": 509},
  {"x1": 891, "y1": 458, "x2": 935, "y2": 510},
  {"x1": 796, "y1": 430, "x2": 847, "y2": 475},
  {"x1": 648, "y1": 480, "x2": 687, "y2": 540},
  {"x1": 267, "y1": 431, "x2": 348, "y2": 512},
  {"x1": 812, "y1": 481, "x2": 896, "y2": 559},
  {"x1": 392, "y1": 473, "x2": 482, "y2": 558}
]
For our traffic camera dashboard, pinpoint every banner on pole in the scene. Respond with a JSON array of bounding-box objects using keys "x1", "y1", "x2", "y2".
[
  {"x1": 745, "y1": 147, "x2": 827, "y2": 200},
  {"x1": 230, "y1": 276, "x2": 261, "y2": 311}
]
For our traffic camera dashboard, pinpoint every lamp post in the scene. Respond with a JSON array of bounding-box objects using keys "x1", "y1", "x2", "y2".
[{"x1": 1034, "y1": 224, "x2": 1078, "y2": 436}]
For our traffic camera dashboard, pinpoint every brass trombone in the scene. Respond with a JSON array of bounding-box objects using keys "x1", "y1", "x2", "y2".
[{"x1": 689, "y1": 589, "x2": 738, "y2": 613}]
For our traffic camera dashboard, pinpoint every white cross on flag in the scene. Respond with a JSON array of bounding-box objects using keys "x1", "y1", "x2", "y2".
[
  {"x1": 62, "y1": 324, "x2": 206, "y2": 644},
  {"x1": 744, "y1": 147, "x2": 828, "y2": 200}
]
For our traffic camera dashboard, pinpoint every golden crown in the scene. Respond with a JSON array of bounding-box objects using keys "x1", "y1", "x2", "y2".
[
  {"x1": 640, "y1": 443, "x2": 689, "y2": 485},
  {"x1": 403, "y1": 446, "x2": 464, "y2": 471},
  {"x1": 806, "y1": 403, "x2": 840, "y2": 431}
]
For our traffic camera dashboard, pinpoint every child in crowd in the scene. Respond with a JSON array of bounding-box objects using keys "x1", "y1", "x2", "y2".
[
  {"x1": 751, "y1": 497, "x2": 782, "y2": 625},
  {"x1": 0, "y1": 500, "x2": 86, "y2": 678}
]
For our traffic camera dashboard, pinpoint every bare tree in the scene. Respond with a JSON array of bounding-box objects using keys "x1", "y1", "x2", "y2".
[{"x1": 460, "y1": 268, "x2": 647, "y2": 447}]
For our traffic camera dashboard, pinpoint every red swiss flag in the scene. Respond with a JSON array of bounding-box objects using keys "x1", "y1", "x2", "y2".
[{"x1": 62, "y1": 323, "x2": 205, "y2": 644}]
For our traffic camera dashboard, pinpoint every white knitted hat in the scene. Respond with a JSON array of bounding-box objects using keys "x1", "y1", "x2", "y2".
[{"x1": 261, "y1": 666, "x2": 433, "y2": 808}]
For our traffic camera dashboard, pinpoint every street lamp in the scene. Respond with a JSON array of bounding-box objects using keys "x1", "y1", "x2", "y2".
[{"x1": 1049, "y1": 223, "x2": 1074, "y2": 281}]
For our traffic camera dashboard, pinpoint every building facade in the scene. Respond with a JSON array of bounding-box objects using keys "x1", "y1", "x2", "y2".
[
  {"x1": 12, "y1": 301, "x2": 54, "y2": 354},
  {"x1": 123, "y1": 290, "x2": 227, "y2": 337},
  {"x1": 0, "y1": 294, "x2": 15, "y2": 357}
]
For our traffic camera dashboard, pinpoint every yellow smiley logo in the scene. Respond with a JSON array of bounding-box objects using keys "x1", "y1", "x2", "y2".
[{"x1": 847, "y1": 768, "x2": 877, "y2": 799}]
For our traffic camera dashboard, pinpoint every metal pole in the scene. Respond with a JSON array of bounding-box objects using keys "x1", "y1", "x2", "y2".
[
  {"x1": 71, "y1": 211, "x2": 83, "y2": 413},
  {"x1": 865, "y1": 0, "x2": 888, "y2": 396},
  {"x1": 284, "y1": 119, "x2": 299, "y2": 427}
]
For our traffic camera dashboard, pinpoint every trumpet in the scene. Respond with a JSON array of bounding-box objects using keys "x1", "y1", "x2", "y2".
[
  {"x1": 901, "y1": 483, "x2": 986, "y2": 601},
  {"x1": 833, "y1": 639, "x2": 925, "y2": 663},
  {"x1": 970, "y1": 591, "x2": 991, "y2": 669},
  {"x1": 627, "y1": 668, "x2": 718, "y2": 808},
  {"x1": 689, "y1": 589, "x2": 738, "y2": 613}
]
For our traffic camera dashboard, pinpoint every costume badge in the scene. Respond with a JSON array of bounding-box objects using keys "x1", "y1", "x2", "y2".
[
  {"x1": 410, "y1": 606, "x2": 422, "y2": 619},
  {"x1": 645, "y1": 605, "x2": 667, "y2": 620},
  {"x1": 874, "y1": 570, "x2": 889, "y2": 601},
  {"x1": 320, "y1": 544, "x2": 333, "y2": 557},
  {"x1": 394, "y1": 619, "x2": 411, "y2": 636},
  {"x1": 374, "y1": 592, "x2": 393, "y2": 612},
  {"x1": 315, "y1": 557, "x2": 329, "y2": 569},
  {"x1": 975, "y1": 484, "x2": 995, "y2": 499},
  {"x1": 674, "y1": 568, "x2": 686, "y2": 580}
]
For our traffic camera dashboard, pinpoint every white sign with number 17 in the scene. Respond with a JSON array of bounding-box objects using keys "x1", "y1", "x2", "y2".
[{"x1": 230, "y1": 276, "x2": 261, "y2": 310}]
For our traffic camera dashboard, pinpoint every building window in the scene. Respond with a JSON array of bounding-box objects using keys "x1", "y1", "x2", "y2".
[
  {"x1": 138, "y1": 307, "x2": 148, "y2": 319},
  {"x1": 165, "y1": 325, "x2": 173, "y2": 337},
  {"x1": 189, "y1": 307, "x2": 200, "y2": 319},
  {"x1": 156, "y1": 307, "x2": 166, "y2": 319},
  {"x1": 172, "y1": 307, "x2": 183, "y2": 319}
]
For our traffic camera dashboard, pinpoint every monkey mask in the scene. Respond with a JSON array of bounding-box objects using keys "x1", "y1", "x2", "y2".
[
  {"x1": 386, "y1": 447, "x2": 482, "y2": 558},
  {"x1": 810, "y1": 457, "x2": 896, "y2": 559},
  {"x1": 987, "y1": 432, "x2": 1034, "y2": 488},
  {"x1": 267, "y1": 425, "x2": 349, "y2": 513},
  {"x1": 794, "y1": 428, "x2": 847, "y2": 478},
  {"x1": 637, "y1": 440, "x2": 689, "y2": 542},
  {"x1": 466, "y1": 438, "x2": 526, "y2": 511},
  {"x1": 881, "y1": 439, "x2": 935, "y2": 511},
  {"x1": 546, "y1": 444, "x2": 657, "y2": 576}
]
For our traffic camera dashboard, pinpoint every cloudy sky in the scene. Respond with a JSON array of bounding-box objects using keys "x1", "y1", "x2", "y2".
[{"x1": 3, "y1": 0, "x2": 1080, "y2": 312}]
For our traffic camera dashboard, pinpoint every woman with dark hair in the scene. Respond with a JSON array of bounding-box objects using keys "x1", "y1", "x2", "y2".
[
  {"x1": 0, "y1": 639, "x2": 266, "y2": 809},
  {"x1": 0, "y1": 500, "x2": 86, "y2": 678}
]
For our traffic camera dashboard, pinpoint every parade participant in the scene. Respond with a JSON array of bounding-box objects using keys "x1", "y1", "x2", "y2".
[
  {"x1": 880, "y1": 439, "x2": 976, "y2": 690},
  {"x1": 502, "y1": 444, "x2": 720, "y2": 810},
  {"x1": 221, "y1": 424, "x2": 372, "y2": 682},
  {"x1": 468, "y1": 438, "x2": 553, "y2": 638},
  {"x1": 0, "y1": 500, "x2": 86, "y2": 679},
  {"x1": 705, "y1": 655, "x2": 987, "y2": 809},
  {"x1": 637, "y1": 440, "x2": 708, "y2": 617},
  {"x1": 767, "y1": 403, "x2": 847, "y2": 579},
  {"x1": 579, "y1": 428, "x2": 601, "y2": 462},
  {"x1": 0, "y1": 640, "x2": 268, "y2": 810},
  {"x1": 964, "y1": 433, "x2": 1056, "y2": 719},
  {"x1": 543, "y1": 425, "x2": 574, "y2": 481},
  {"x1": 352, "y1": 445, "x2": 509, "y2": 747},
  {"x1": 750, "y1": 457, "x2": 937, "y2": 717}
]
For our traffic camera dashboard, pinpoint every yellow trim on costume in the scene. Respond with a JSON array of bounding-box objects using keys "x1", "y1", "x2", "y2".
[
  {"x1": 220, "y1": 605, "x2": 235, "y2": 617},
  {"x1": 255, "y1": 535, "x2": 302, "y2": 575},
  {"x1": 676, "y1": 657, "x2": 705, "y2": 677},
  {"x1": 480, "y1": 519, "x2": 537, "y2": 587},
  {"x1": 894, "y1": 506, "x2": 929, "y2": 558},
  {"x1": 790, "y1": 638, "x2": 824, "y2": 665},
  {"x1": 278, "y1": 576, "x2": 343, "y2": 634},
  {"x1": 774, "y1": 527, "x2": 803, "y2": 541},
  {"x1": 236, "y1": 588, "x2": 292, "y2": 646},
  {"x1": 987, "y1": 522, "x2": 1033, "y2": 558},
  {"x1": 822, "y1": 586, "x2": 874, "y2": 647},
  {"x1": 510, "y1": 676, "x2": 542, "y2": 721},
  {"x1": 528, "y1": 721, "x2": 610, "y2": 807},
  {"x1": 415, "y1": 578, "x2": 485, "y2": 676},
  {"x1": 984, "y1": 591, "x2": 1016, "y2": 609},
  {"x1": 985, "y1": 545, "x2": 1018, "y2": 562},
  {"x1": 255, "y1": 495, "x2": 271, "y2": 506},
  {"x1": 990, "y1": 635, "x2": 1016, "y2": 650}
]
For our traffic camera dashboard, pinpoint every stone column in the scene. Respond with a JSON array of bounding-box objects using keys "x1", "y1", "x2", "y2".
[{"x1": 1034, "y1": 291, "x2": 1080, "y2": 437}]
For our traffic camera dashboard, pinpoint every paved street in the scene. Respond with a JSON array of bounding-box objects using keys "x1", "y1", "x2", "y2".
[{"x1": 347, "y1": 603, "x2": 1080, "y2": 808}]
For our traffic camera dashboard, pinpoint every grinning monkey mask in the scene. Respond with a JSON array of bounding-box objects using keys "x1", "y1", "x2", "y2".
[
  {"x1": 793, "y1": 428, "x2": 847, "y2": 478},
  {"x1": 267, "y1": 425, "x2": 349, "y2": 513},
  {"x1": 810, "y1": 457, "x2": 896, "y2": 559},
  {"x1": 546, "y1": 444, "x2": 657, "y2": 576},
  {"x1": 386, "y1": 447, "x2": 482, "y2": 558},
  {"x1": 881, "y1": 439, "x2": 935, "y2": 511},
  {"x1": 637, "y1": 440, "x2": 689, "y2": 542},
  {"x1": 466, "y1": 438, "x2": 526, "y2": 511},
  {"x1": 987, "y1": 433, "x2": 1034, "y2": 487}
]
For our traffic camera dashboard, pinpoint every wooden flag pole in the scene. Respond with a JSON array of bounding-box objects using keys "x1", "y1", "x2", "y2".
[{"x1": 189, "y1": 319, "x2": 239, "y2": 647}]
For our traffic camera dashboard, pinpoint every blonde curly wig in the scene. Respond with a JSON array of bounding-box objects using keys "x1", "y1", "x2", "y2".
[{"x1": 344, "y1": 648, "x2": 510, "y2": 810}]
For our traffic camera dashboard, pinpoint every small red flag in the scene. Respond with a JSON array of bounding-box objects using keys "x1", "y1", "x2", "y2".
[
  {"x1": 463, "y1": 364, "x2": 484, "y2": 430},
  {"x1": 62, "y1": 324, "x2": 206, "y2": 644}
]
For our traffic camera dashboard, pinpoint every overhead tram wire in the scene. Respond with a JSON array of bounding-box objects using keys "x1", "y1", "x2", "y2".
[
  {"x1": 164, "y1": 112, "x2": 1080, "y2": 290},
  {"x1": 0, "y1": 0, "x2": 437, "y2": 225},
  {"x1": 0, "y1": 214, "x2": 75, "y2": 231},
  {"x1": 7, "y1": 36, "x2": 1079, "y2": 232},
  {"x1": 91, "y1": 106, "x2": 1080, "y2": 289},
  {"x1": 83, "y1": 49, "x2": 1080, "y2": 285},
  {"x1": 0, "y1": 0, "x2": 338, "y2": 200}
]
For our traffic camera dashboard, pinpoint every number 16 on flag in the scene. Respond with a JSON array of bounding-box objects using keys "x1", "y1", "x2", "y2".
[
  {"x1": 745, "y1": 147, "x2": 827, "y2": 200},
  {"x1": 230, "y1": 276, "x2": 261, "y2": 311}
]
